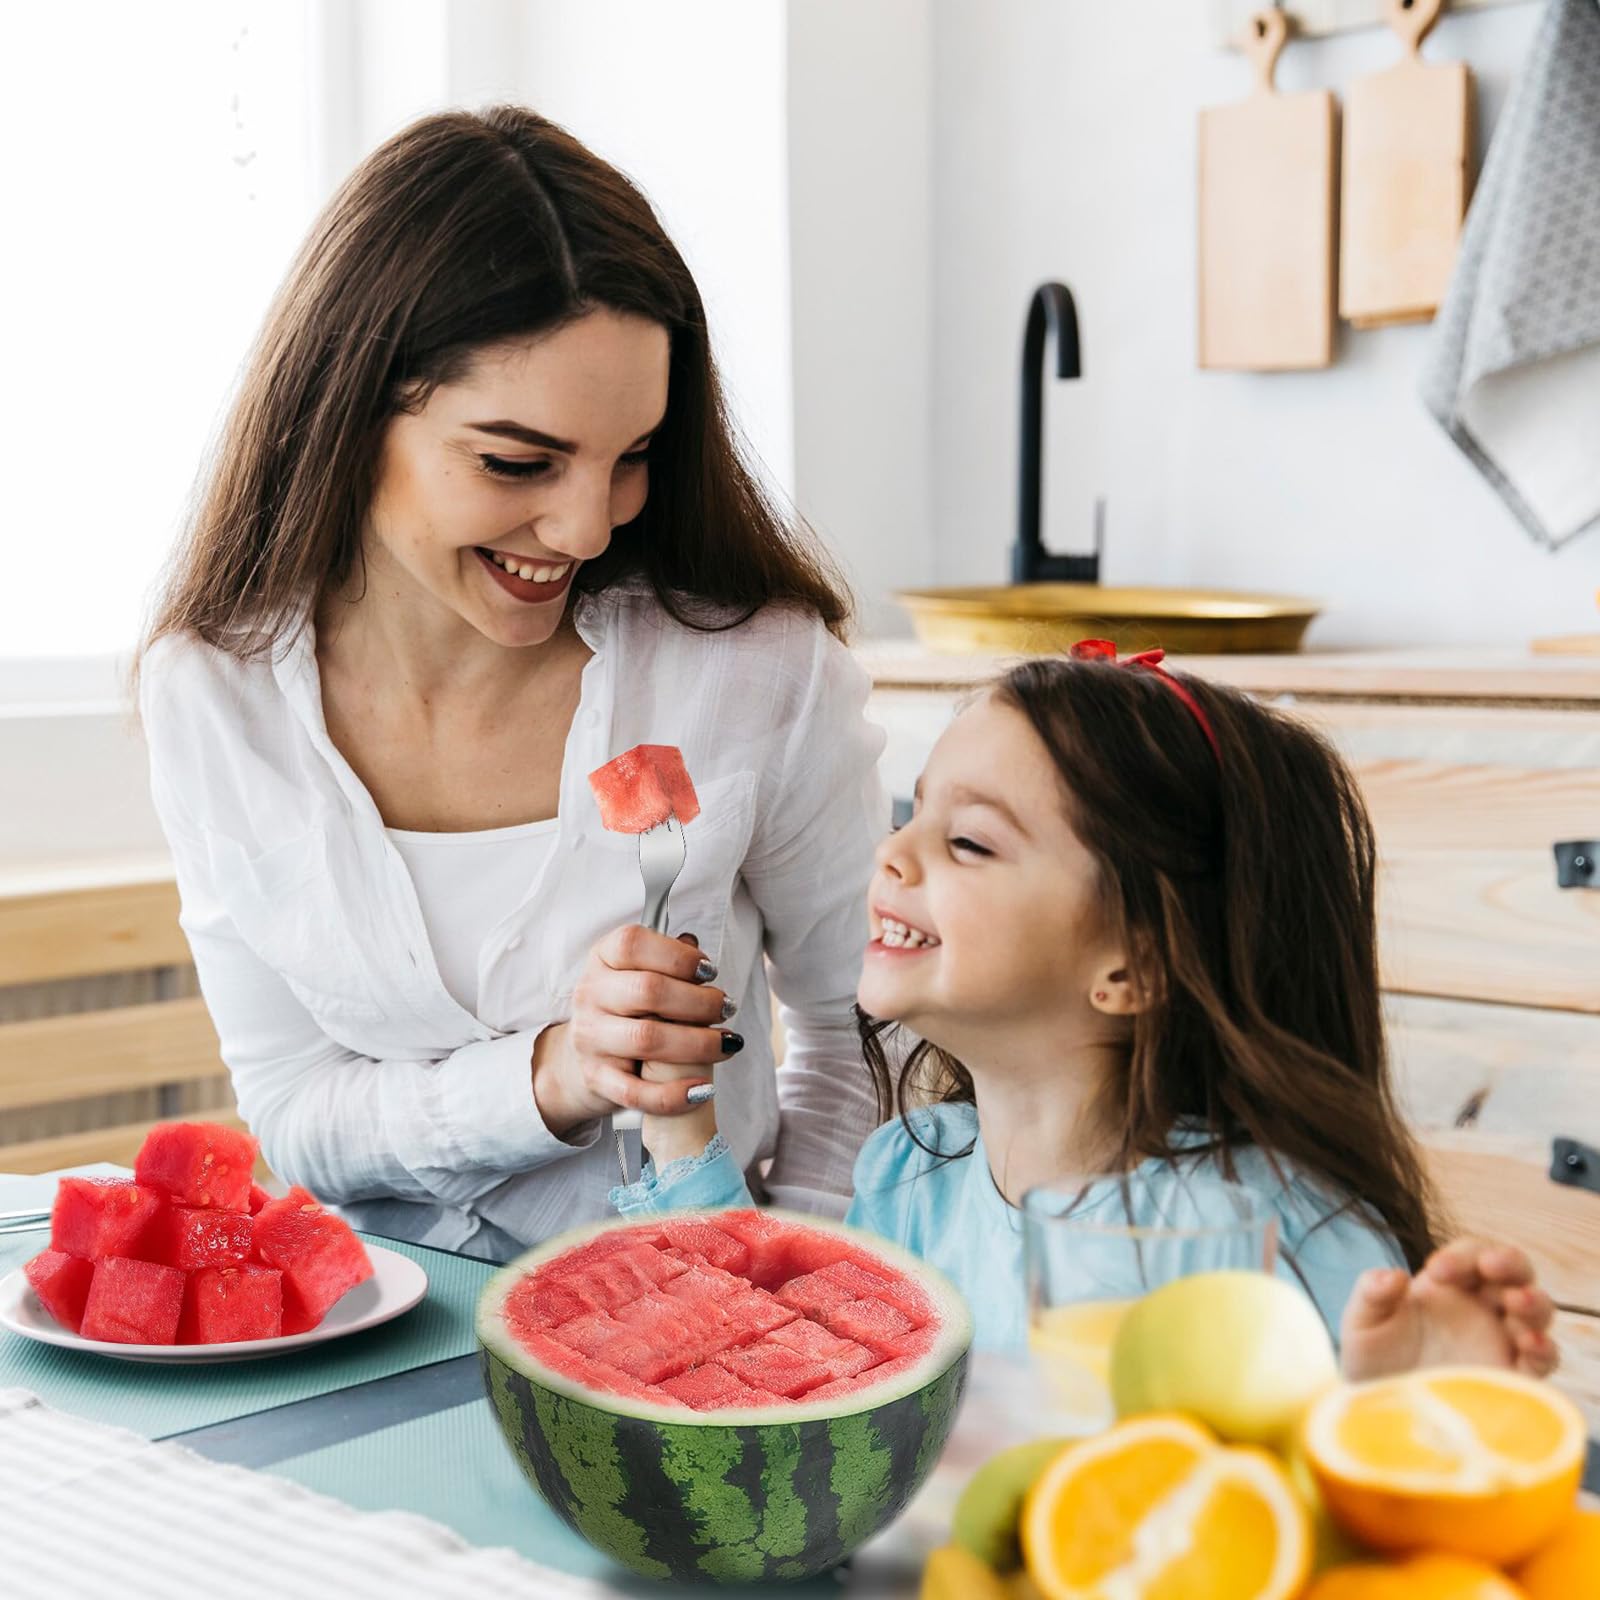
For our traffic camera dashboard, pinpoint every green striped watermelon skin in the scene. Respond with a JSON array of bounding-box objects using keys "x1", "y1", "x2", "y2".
[{"x1": 481, "y1": 1342, "x2": 968, "y2": 1583}]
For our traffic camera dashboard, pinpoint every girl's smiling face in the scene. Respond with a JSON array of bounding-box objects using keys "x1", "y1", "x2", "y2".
[
  {"x1": 859, "y1": 693, "x2": 1131, "y2": 1058},
  {"x1": 363, "y1": 307, "x2": 670, "y2": 648}
]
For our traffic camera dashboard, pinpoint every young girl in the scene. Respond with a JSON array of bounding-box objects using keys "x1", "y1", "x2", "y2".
[{"x1": 615, "y1": 643, "x2": 1557, "y2": 1379}]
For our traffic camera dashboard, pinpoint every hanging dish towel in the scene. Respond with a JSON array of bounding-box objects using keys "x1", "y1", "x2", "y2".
[{"x1": 1421, "y1": 0, "x2": 1600, "y2": 550}]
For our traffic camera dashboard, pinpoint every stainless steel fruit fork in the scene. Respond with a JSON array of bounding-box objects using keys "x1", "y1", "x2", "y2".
[
  {"x1": 0, "y1": 1208, "x2": 51, "y2": 1237},
  {"x1": 613, "y1": 812, "x2": 689, "y2": 1185}
]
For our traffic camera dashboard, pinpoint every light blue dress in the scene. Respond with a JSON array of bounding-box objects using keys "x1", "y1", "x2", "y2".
[{"x1": 611, "y1": 1104, "x2": 1404, "y2": 1351}]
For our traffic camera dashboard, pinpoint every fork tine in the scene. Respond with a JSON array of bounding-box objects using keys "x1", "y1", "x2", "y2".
[{"x1": 638, "y1": 813, "x2": 689, "y2": 934}]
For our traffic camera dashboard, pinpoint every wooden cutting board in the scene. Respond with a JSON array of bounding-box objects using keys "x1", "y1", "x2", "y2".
[
  {"x1": 1198, "y1": 9, "x2": 1338, "y2": 370},
  {"x1": 1340, "y1": 0, "x2": 1473, "y2": 327}
]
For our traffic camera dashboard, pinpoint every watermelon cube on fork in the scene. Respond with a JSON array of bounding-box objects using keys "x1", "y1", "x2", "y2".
[
  {"x1": 587, "y1": 743, "x2": 703, "y2": 1180},
  {"x1": 587, "y1": 744, "x2": 701, "y2": 835}
]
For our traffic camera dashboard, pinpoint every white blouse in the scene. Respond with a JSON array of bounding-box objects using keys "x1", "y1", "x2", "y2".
[
  {"x1": 138, "y1": 580, "x2": 889, "y2": 1259},
  {"x1": 385, "y1": 818, "x2": 562, "y2": 1014}
]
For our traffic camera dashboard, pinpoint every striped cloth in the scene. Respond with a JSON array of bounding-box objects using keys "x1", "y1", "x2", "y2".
[{"x1": 0, "y1": 1388, "x2": 611, "y2": 1599}]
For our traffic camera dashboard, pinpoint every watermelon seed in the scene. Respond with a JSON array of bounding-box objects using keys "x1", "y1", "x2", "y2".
[{"x1": 299, "y1": 1203, "x2": 320, "y2": 1214}]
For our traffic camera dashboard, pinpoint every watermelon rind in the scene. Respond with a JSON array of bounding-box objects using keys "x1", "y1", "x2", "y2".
[{"x1": 476, "y1": 1209, "x2": 972, "y2": 1583}]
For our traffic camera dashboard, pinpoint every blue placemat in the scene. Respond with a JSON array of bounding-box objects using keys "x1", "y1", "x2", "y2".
[{"x1": 0, "y1": 1230, "x2": 496, "y2": 1438}]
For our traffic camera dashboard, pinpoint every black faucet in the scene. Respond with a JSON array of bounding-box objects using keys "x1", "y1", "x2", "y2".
[{"x1": 1012, "y1": 282, "x2": 1102, "y2": 586}]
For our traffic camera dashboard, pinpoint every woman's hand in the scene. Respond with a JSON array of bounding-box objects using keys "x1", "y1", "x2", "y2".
[
  {"x1": 531, "y1": 925, "x2": 742, "y2": 1139},
  {"x1": 1339, "y1": 1239, "x2": 1560, "y2": 1382}
]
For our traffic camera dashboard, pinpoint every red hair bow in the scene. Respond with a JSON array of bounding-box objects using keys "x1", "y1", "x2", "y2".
[{"x1": 1068, "y1": 639, "x2": 1221, "y2": 764}]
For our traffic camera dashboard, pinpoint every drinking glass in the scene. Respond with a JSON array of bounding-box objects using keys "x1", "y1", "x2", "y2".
[{"x1": 1021, "y1": 1172, "x2": 1277, "y2": 1433}]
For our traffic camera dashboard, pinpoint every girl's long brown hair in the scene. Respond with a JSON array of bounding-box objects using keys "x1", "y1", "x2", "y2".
[
  {"x1": 860, "y1": 657, "x2": 1444, "y2": 1271},
  {"x1": 142, "y1": 106, "x2": 849, "y2": 663}
]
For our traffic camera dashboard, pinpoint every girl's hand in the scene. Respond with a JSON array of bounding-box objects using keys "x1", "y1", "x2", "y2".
[
  {"x1": 531, "y1": 926, "x2": 741, "y2": 1138},
  {"x1": 1339, "y1": 1240, "x2": 1560, "y2": 1382}
]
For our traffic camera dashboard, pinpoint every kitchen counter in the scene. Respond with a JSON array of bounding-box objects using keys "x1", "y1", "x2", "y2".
[{"x1": 855, "y1": 639, "x2": 1600, "y2": 705}]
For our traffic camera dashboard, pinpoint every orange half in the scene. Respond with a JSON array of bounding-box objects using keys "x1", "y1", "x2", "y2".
[
  {"x1": 1303, "y1": 1367, "x2": 1585, "y2": 1567},
  {"x1": 1020, "y1": 1413, "x2": 1310, "y2": 1600}
]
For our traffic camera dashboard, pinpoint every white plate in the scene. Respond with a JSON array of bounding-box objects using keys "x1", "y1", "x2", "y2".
[{"x1": 0, "y1": 1243, "x2": 428, "y2": 1363}]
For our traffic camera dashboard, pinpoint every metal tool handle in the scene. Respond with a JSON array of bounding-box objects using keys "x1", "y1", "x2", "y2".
[
  {"x1": 613, "y1": 818, "x2": 687, "y2": 1180},
  {"x1": 1552, "y1": 1137, "x2": 1600, "y2": 1197}
]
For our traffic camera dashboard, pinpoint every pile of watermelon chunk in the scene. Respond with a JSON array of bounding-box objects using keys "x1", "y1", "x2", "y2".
[
  {"x1": 23, "y1": 1121, "x2": 373, "y2": 1346},
  {"x1": 504, "y1": 1209, "x2": 940, "y2": 1410}
]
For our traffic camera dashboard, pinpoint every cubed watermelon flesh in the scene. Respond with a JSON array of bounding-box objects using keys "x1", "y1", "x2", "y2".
[
  {"x1": 775, "y1": 1267, "x2": 854, "y2": 1320},
  {"x1": 824, "y1": 1295, "x2": 922, "y2": 1357},
  {"x1": 654, "y1": 1361, "x2": 781, "y2": 1411},
  {"x1": 135, "y1": 1121, "x2": 257, "y2": 1211},
  {"x1": 587, "y1": 744, "x2": 700, "y2": 834},
  {"x1": 80, "y1": 1256, "x2": 186, "y2": 1344},
  {"x1": 655, "y1": 1217, "x2": 750, "y2": 1274},
  {"x1": 148, "y1": 1205, "x2": 253, "y2": 1270},
  {"x1": 707, "y1": 1206, "x2": 798, "y2": 1287},
  {"x1": 27, "y1": 1124, "x2": 367, "y2": 1345},
  {"x1": 767, "y1": 1314, "x2": 883, "y2": 1378},
  {"x1": 24, "y1": 1249, "x2": 96, "y2": 1333},
  {"x1": 714, "y1": 1337, "x2": 834, "y2": 1398},
  {"x1": 49, "y1": 1178, "x2": 163, "y2": 1260},
  {"x1": 818, "y1": 1257, "x2": 934, "y2": 1321},
  {"x1": 251, "y1": 1187, "x2": 374, "y2": 1334},
  {"x1": 179, "y1": 1263, "x2": 284, "y2": 1344},
  {"x1": 493, "y1": 1211, "x2": 943, "y2": 1417},
  {"x1": 478, "y1": 1210, "x2": 972, "y2": 1585}
]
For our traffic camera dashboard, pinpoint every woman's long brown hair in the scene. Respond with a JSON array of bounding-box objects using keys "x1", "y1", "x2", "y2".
[
  {"x1": 860, "y1": 657, "x2": 1444, "y2": 1271},
  {"x1": 142, "y1": 106, "x2": 850, "y2": 664}
]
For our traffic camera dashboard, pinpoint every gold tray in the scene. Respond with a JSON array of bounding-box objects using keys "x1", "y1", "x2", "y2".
[{"x1": 894, "y1": 584, "x2": 1320, "y2": 656}]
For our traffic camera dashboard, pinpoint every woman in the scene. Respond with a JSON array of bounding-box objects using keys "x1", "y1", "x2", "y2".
[{"x1": 138, "y1": 107, "x2": 886, "y2": 1261}]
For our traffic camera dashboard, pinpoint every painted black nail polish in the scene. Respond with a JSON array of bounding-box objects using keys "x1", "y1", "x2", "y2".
[
  {"x1": 695, "y1": 958, "x2": 718, "y2": 983},
  {"x1": 720, "y1": 997, "x2": 739, "y2": 1021},
  {"x1": 720, "y1": 1030, "x2": 744, "y2": 1055}
]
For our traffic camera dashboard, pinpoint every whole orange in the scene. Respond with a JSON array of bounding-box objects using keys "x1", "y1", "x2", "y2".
[
  {"x1": 1511, "y1": 1508, "x2": 1600, "y2": 1598},
  {"x1": 1303, "y1": 1552, "x2": 1528, "y2": 1599}
]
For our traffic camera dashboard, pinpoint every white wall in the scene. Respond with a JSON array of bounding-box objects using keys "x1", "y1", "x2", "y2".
[
  {"x1": 0, "y1": 1, "x2": 320, "y2": 666},
  {"x1": 317, "y1": 0, "x2": 795, "y2": 497},
  {"x1": 787, "y1": 1, "x2": 936, "y2": 638},
  {"x1": 505, "y1": 1, "x2": 795, "y2": 498},
  {"x1": 925, "y1": 0, "x2": 1594, "y2": 648}
]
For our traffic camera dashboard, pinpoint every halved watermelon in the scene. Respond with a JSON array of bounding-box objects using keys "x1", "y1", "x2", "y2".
[
  {"x1": 478, "y1": 1209, "x2": 971, "y2": 1584},
  {"x1": 587, "y1": 744, "x2": 701, "y2": 834}
]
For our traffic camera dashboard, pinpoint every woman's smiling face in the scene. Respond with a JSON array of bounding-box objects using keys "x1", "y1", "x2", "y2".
[
  {"x1": 363, "y1": 307, "x2": 670, "y2": 647},
  {"x1": 859, "y1": 692, "x2": 1121, "y2": 1057}
]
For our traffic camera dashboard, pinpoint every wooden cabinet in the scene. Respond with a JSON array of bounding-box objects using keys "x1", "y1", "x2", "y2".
[{"x1": 860, "y1": 644, "x2": 1600, "y2": 1426}]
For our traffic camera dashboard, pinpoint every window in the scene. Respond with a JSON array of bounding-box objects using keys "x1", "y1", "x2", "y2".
[{"x1": 1, "y1": 1, "x2": 319, "y2": 663}]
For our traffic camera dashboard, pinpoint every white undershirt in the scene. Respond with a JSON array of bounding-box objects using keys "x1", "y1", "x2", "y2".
[{"x1": 385, "y1": 817, "x2": 562, "y2": 1014}]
